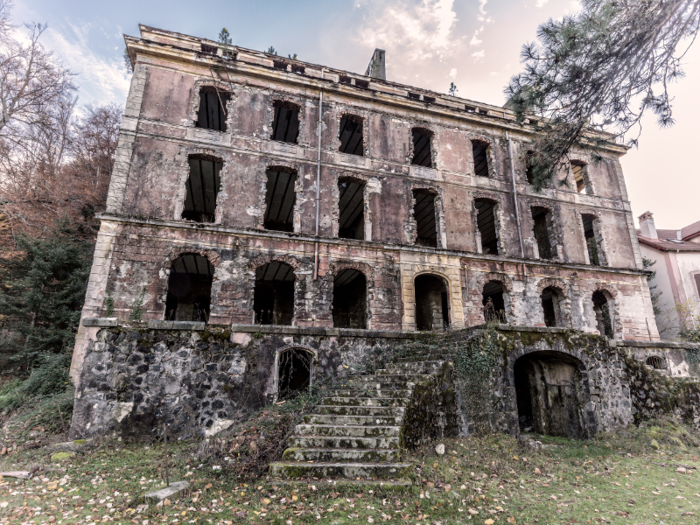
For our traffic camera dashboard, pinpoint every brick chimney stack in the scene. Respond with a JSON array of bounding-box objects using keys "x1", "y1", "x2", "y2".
[
  {"x1": 365, "y1": 49, "x2": 386, "y2": 80},
  {"x1": 638, "y1": 211, "x2": 658, "y2": 239}
]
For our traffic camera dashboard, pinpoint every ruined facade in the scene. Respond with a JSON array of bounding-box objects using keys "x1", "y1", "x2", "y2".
[{"x1": 69, "y1": 26, "x2": 684, "y2": 442}]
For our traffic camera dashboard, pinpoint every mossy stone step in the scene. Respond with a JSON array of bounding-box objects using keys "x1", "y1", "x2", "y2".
[
  {"x1": 314, "y1": 405, "x2": 406, "y2": 417},
  {"x1": 348, "y1": 376, "x2": 420, "y2": 386},
  {"x1": 269, "y1": 461, "x2": 412, "y2": 480},
  {"x1": 287, "y1": 435, "x2": 400, "y2": 449},
  {"x1": 331, "y1": 389, "x2": 413, "y2": 398},
  {"x1": 303, "y1": 414, "x2": 403, "y2": 426},
  {"x1": 294, "y1": 424, "x2": 401, "y2": 438},
  {"x1": 321, "y1": 396, "x2": 410, "y2": 407},
  {"x1": 281, "y1": 447, "x2": 399, "y2": 462}
]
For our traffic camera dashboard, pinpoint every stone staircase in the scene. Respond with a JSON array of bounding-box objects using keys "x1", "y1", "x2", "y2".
[{"x1": 269, "y1": 357, "x2": 446, "y2": 481}]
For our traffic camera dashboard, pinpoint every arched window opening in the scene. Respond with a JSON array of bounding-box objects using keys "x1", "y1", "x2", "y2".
[
  {"x1": 514, "y1": 352, "x2": 584, "y2": 438},
  {"x1": 338, "y1": 178, "x2": 365, "y2": 240},
  {"x1": 264, "y1": 168, "x2": 296, "y2": 232},
  {"x1": 582, "y1": 214, "x2": 605, "y2": 266},
  {"x1": 482, "y1": 280, "x2": 506, "y2": 323},
  {"x1": 645, "y1": 356, "x2": 666, "y2": 369},
  {"x1": 165, "y1": 253, "x2": 214, "y2": 322},
  {"x1": 413, "y1": 189, "x2": 438, "y2": 247},
  {"x1": 196, "y1": 87, "x2": 230, "y2": 132},
  {"x1": 338, "y1": 115, "x2": 364, "y2": 156},
  {"x1": 472, "y1": 140, "x2": 490, "y2": 177},
  {"x1": 541, "y1": 286, "x2": 562, "y2": 327},
  {"x1": 415, "y1": 274, "x2": 449, "y2": 331},
  {"x1": 474, "y1": 198, "x2": 499, "y2": 255},
  {"x1": 271, "y1": 101, "x2": 300, "y2": 143},
  {"x1": 278, "y1": 348, "x2": 313, "y2": 400},
  {"x1": 531, "y1": 206, "x2": 555, "y2": 260},
  {"x1": 525, "y1": 150, "x2": 536, "y2": 184},
  {"x1": 571, "y1": 161, "x2": 590, "y2": 194},
  {"x1": 182, "y1": 155, "x2": 222, "y2": 223},
  {"x1": 411, "y1": 128, "x2": 433, "y2": 167},
  {"x1": 332, "y1": 269, "x2": 367, "y2": 329},
  {"x1": 254, "y1": 262, "x2": 295, "y2": 325},
  {"x1": 592, "y1": 290, "x2": 614, "y2": 338}
]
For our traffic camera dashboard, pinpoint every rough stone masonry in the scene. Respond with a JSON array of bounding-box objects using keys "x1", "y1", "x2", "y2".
[{"x1": 69, "y1": 25, "x2": 699, "y2": 442}]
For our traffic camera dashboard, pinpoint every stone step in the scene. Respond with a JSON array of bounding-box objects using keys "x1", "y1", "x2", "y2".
[
  {"x1": 348, "y1": 375, "x2": 421, "y2": 385},
  {"x1": 386, "y1": 361, "x2": 444, "y2": 370},
  {"x1": 288, "y1": 435, "x2": 400, "y2": 450},
  {"x1": 321, "y1": 397, "x2": 410, "y2": 407},
  {"x1": 314, "y1": 405, "x2": 406, "y2": 417},
  {"x1": 303, "y1": 414, "x2": 403, "y2": 426},
  {"x1": 294, "y1": 424, "x2": 400, "y2": 438},
  {"x1": 374, "y1": 369, "x2": 431, "y2": 378},
  {"x1": 281, "y1": 447, "x2": 399, "y2": 463},
  {"x1": 269, "y1": 461, "x2": 412, "y2": 480},
  {"x1": 331, "y1": 389, "x2": 413, "y2": 398}
]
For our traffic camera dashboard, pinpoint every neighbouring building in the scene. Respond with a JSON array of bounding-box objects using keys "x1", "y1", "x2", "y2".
[
  {"x1": 637, "y1": 211, "x2": 700, "y2": 340},
  {"x1": 68, "y1": 25, "x2": 697, "y2": 448}
]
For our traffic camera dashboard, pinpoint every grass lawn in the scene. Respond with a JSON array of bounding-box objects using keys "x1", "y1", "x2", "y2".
[{"x1": 0, "y1": 422, "x2": 698, "y2": 525}]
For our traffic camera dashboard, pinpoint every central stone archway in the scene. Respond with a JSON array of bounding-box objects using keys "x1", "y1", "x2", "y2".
[{"x1": 513, "y1": 351, "x2": 587, "y2": 439}]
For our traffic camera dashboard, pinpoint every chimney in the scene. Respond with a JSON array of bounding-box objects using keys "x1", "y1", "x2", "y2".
[
  {"x1": 638, "y1": 211, "x2": 658, "y2": 239},
  {"x1": 365, "y1": 49, "x2": 386, "y2": 80}
]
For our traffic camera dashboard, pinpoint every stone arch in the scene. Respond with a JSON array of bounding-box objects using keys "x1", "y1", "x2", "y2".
[
  {"x1": 272, "y1": 345, "x2": 318, "y2": 401},
  {"x1": 250, "y1": 255, "x2": 303, "y2": 326},
  {"x1": 173, "y1": 148, "x2": 228, "y2": 223},
  {"x1": 163, "y1": 252, "x2": 217, "y2": 322},
  {"x1": 414, "y1": 272, "x2": 451, "y2": 331},
  {"x1": 466, "y1": 133, "x2": 498, "y2": 179},
  {"x1": 189, "y1": 78, "x2": 235, "y2": 129},
  {"x1": 508, "y1": 349, "x2": 596, "y2": 439},
  {"x1": 536, "y1": 279, "x2": 571, "y2": 327},
  {"x1": 591, "y1": 285, "x2": 620, "y2": 338},
  {"x1": 475, "y1": 272, "x2": 514, "y2": 323},
  {"x1": 330, "y1": 266, "x2": 370, "y2": 329}
]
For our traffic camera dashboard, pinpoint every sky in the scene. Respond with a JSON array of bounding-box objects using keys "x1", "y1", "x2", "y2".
[{"x1": 11, "y1": 0, "x2": 700, "y2": 231}]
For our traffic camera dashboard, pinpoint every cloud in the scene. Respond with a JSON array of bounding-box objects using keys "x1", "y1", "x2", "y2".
[
  {"x1": 478, "y1": 0, "x2": 488, "y2": 15},
  {"x1": 449, "y1": 67, "x2": 457, "y2": 78},
  {"x1": 471, "y1": 50, "x2": 485, "y2": 60},
  {"x1": 536, "y1": 0, "x2": 550, "y2": 7},
  {"x1": 470, "y1": 25, "x2": 484, "y2": 46}
]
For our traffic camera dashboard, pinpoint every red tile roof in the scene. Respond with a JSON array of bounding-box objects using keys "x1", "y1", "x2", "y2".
[
  {"x1": 637, "y1": 230, "x2": 700, "y2": 252},
  {"x1": 681, "y1": 219, "x2": 700, "y2": 241}
]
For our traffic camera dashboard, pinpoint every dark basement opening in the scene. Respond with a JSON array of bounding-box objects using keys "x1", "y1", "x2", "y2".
[
  {"x1": 338, "y1": 115, "x2": 364, "y2": 156},
  {"x1": 411, "y1": 128, "x2": 433, "y2": 167},
  {"x1": 532, "y1": 206, "x2": 554, "y2": 259},
  {"x1": 338, "y1": 178, "x2": 365, "y2": 240},
  {"x1": 165, "y1": 253, "x2": 214, "y2": 323},
  {"x1": 271, "y1": 101, "x2": 300, "y2": 143},
  {"x1": 541, "y1": 286, "x2": 561, "y2": 327},
  {"x1": 332, "y1": 269, "x2": 367, "y2": 329},
  {"x1": 278, "y1": 348, "x2": 313, "y2": 399},
  {"x1": 413, "y1": 189, "x2": 437, "y2": 247},
  {"x1": 415, "y1": 274, "x2": 449, "y2": 331},
  {"x1": 592, "y1": 290, "x2": 613, "y2": 337},
  {"x1": 582, "y1": 214, "x2": 601, "y2": 266},
  {"x1": 254, "y1": 261, "x2": 295, "y2": 325},
  {"x1": 196, "y1": 87, "x2": 231, "y2": 132},
  {"x1": 514, "y1": 352, "x2": 584, "y2": 439},
  {"x1": 482, "y1": 280, "x2": 506, "y2": 322},
  {"x1": 475, "y1": 198, "x2": 499, "y2": 255},
  {"x1": 181, "y1": 155, "x2": 222, "y2": 223},
  {"x1": 472, "y1": 140, "x2": 490, "y2": 177},
  {"x1": 645, "y1": 356, "x2": 666, "y2": 369},
  {"x1": 264, "y1": 168, "x2": 296, "y2": 232}
]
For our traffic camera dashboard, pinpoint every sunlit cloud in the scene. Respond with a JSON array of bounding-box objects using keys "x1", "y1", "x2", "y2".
[{"x1": 536, "y1": 0, "x2": 550, "y2": 7}]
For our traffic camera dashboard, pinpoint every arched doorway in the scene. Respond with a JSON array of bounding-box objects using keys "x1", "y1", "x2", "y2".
[
  {"x1": 514, "y1": 352, "x2": 585, "y2": 438},
  {"x1": 277, "y1": 348, "x2": 314, "y2": 400},
  {"x1": 482, "y1": 280, "x2": 506, "y2": 323},
  {"x1": 592, "y1": 290, "x2": 614, "y2": 337},
  {"x1": 415, "y1": 274, "x2": 449, "y2": 331},
  {"x1": 332, "y1": 269, "x2": 367, "y2": 329},
  {"x1": 165, "y1": 253, "x2": 214, "y2": 322},
  {"x1": 254, "y1": 261, "x2": 295, "y2": 325},
  {"x1": 540, "y1": 286, "x2": 563, "y2": 327}
]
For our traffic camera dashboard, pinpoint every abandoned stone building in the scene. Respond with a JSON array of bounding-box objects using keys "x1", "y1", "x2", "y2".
[{"x1": 69, "y1": 25, "x2": 699, "y2": 478}]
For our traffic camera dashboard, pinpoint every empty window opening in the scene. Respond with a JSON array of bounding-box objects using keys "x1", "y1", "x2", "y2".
[
  {"x1": 200, "y1": 44, "x2": 218, "y2": 55},
  {"x1": 338, "y1": 115, "x2": 364, "y2": 156},
  {"x1": 572, "y1": 161, "x2": 589, "y2": 194},
  {"x1": 645, "y1": 356, "x2": 666, "y2": 369},
  {"x1": 532, "y1": 207, "x2": 555, "y2": 259},
  {"x1": 475, "y1": 198, "x2": 499, "y2": 255},
  {"x1": 582, "y1": 214, "x2": 603, "y2": 266},
  {"x1": 525, "y1": 150, "x2": 536, "y2": 184},
  {"x1": 482, "y1": 280, "x2": 506, "y2": 323},
  {"x1": 254, "y1": 261, "x2": 295, "y2": 325},
  {"x1": 472, "y1": 140, "x2": 490, "y2": 177},
  {"x1": 541, "y1": 286, "x2": 562, "y2": 327},
  {"x1": 413, "y1": 190, "x2": 438, "y2": 247},
  {"x1": 278, "y1": 348, "x2": 313, "y2": 400},
  {"x1": 332, "y1": 269, "x2": 367, "y2": 329},
  {"x1": 264, "y1": 168, "x2": 296, "y2": 232},
  {"x1": 514, "y1": 352, "x2": 584, "y2": 438},
  {"x1": 592, "y1": 290, "x2": 614, "y2": 338},
  {"x1": 415, "y1": 274, "x2": 449, "y2": 331},
  {"x1": 338, "y1": 178, "x2": 365, "y2": 240},
  {"x1": 165, "y1": 253, "x2": 214, "y2": 323},
  {"x1": 196, "y1": 87, "x2": 230, "y2": 132},
  {"x1": 182, "y1": 156, "x2": 222, "y2": 223},
  {"x1": 271, "y1": 101, "x2": 300, "y2": 143},
  {"x1": 411, "y1": 128, "x2": 433, "y2": 167}
]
